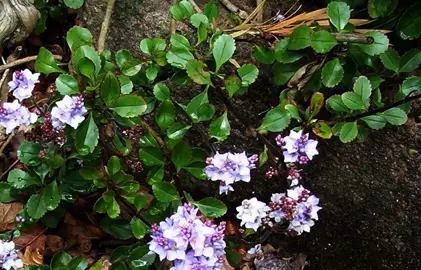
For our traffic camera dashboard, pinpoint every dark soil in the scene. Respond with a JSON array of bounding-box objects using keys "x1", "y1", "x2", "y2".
[{"x1": 80, "y1": 0, "x2": 421, "y2": 269}]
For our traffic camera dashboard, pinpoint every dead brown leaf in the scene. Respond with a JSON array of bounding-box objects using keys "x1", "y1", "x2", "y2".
[
  {"x1": 0, "y1": 202, "x2": 23, "y2": 230},
  {"x1": 16, "y1": 224, "x2": 47, "y2": 267}
]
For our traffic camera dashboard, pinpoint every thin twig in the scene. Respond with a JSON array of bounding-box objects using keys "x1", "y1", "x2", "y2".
[
  {"x1": 170, "y1": 0, "x2": 178, "y2": 35},
  {"x1": 0, "y1": 135, "x2": 14, "y2": 156},
  {"x1": 188, "y1": 0, "x2": 201, "y2": 13},
  {"x1": 0, "y1": 55, "x2": 62, "y2": 72},
  {"x1": 18, "y1": 227, "x2": 48, "y2": 251},
  {"x1": 98, "y1": 0, "x2": 117, "y2": 54},
  {"x1": 220, "y1": 0, "x2": 249, "y2": 19},
  {"x1": 333, "y1": 33, "x2": 374, "y2": 44},
  {"x1": 0, "y1": 159, "x2": 18, "y2": 180}
]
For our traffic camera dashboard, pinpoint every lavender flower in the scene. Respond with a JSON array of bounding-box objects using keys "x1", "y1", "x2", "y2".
[
  {"x1": 0, "y1": 241, "x2": 23, "y2": 270},
  {"x1": 51, "y1": 95, "x2": 87, "y2": 129},
  {"x1": 269, "y1": 186, "x2": 321, "y2": 235},
  {"x1": 205, "y1": 152, "x2": 258, "y2": 194},
  {"x1": 277, "y1": 130, "x2": 318, "y2": 164},
  {"x1": 8, "y1": 69, "x2": 40, "y2": 101},
  {"x1": 287, "y1": 167, "x2": 302, "y2": 186},
  {"x1": 275, "y1": 11, "x2": 286, "y2": 22},
  {"x1": 0, "y1": 100, "x2": 38, "y2": 134},
  {"x1": 149, "y1": 204, "x2": 227, "y2": 269},
  {"x1": 236, "y1": 197, "x2": 270, "y2": 231}
]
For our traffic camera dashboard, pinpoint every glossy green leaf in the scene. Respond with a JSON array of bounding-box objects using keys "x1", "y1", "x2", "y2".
[
  {"x1": 322, "y1": 58, "x2": 344, "y2": 87},
  {"x1": 238, "y1": 64, "x2": 258, "y2": 87},
  {"x1": 118, "y1": 75, "x2": 133, "y2": 94},
  {"x1": 63, "y1": 0, "x2": 84, "y2": 8},
  {"x1": 213, "y1": 34, "x2": 236, "y2": 72},
  {"x1": 75, "y1": 114, "x2": 99, "y2": 154},
  {"x1": 312, "y1": 121, "x2": 332, "y2": 139},
  {"x1": 18, "y1": 141, "x2": 42, "y2": 166},
  {"x1": 257, "y1": 106, "x2": 291, "y2": 133},
  {"x1": 204, "y1": 2, "x2": 218, "y2": 21},
  {"x1": 51, "y1": 251, "x2": 72, "y2": 269},
  {"x1": 35, "y1": 47, "x2": 64, "y2": 74},
  {"x1": 193, "y1": 197, "x2": 227, "y2": 218},
  {"x1": 152, "y1": 182, "x2": 179, "y2": 202},
  {"x1": 186, "y1": 88, "x2": 210, "y2": 122},
  {"x1": 56, "y1": 74, "x2": 79, "y2": 95},
  {"x1": 26, "y1": 194, "x2": 47, "y2": 219},
  {"x1": 115, "y1": 49, "x2": 133, "y2": 68},
  {"x1": 254, "y1": 46, "x2": 275, "y2": 64},
  {"x1": 225, "y1": 75, "x2": 242, "y2": 98},
  {"x1": 140, "y1": 38, "x2": 166, "y2": 56},
  {"x1": 272, "y1": 62, "x2": 301, "y2": 86},
  {"x1": 327, "y1": 1, "x2": 350, "y2": 31},
  {"x1": 401, "y1": 76, "x2": 421, "y2": 96},
  {"x1": 101, "y1": 73, "x2": 120, "y2": 106},
  {"x1": 396, "y1": 2, "x2": 421, "y2": 40},
  {"x1": 368, "y1": 0, "x2": 397, "y2": 18},
  {"x1": 362, "y1": 115, "x2": 387, "y2": 129},
  {"x1": 139, "y1": 148, "x2": 165, "y2": 166},
  {"x1": 146, "y1": 64, "x2": 159, "y2": 81},
  {"x1": 311, "y1": 31, "x2": 337, "y2": 53},
  {"x1": 209, "y1": 111, "x2": 230, "y2": 141},
  {"x1": 172, "y1": 141, "x2": 192, "y2": 172},
  {"x1": 73, "y1": 45, "x2": 101, "y2": 74},
  {"x1": 153, "y1": 83, "x2": 171, "y2": 101},
  {"x1": 66, "y1": 26, "x2": 92, "y2": 51},
  {"x1": 121, "y1": 60, "x2": 142, "y2": 77},
  {"x1": 110, "y1": 95, "x2": 147, "y2": 117},
  {"x1": 68, "y1": 256, "x2": 88, "y2": 270},
  {"x1": 287, "y1": 25, "x2": 312, "y2": 50},
  {"x1": 170, "y1": 34, "x2": 192, "y2": 51},
  {"x1": 156, "y1": 100, "x2": 176, "y2": 130},
  {"x1": 167, "y1": 48, "x2": 194, "y2": 69},
  {"x1": 107, "y1": 156, "x2": 121, "y2": 176},
  {"x1": 167, "y1": 122, "x2": 191, "y2": 140},
  {"x1": 381, "y1": 108, "x2": 408, "y2": 125},
  {"x1": 42, "y1": 181, "x2": 61, "y2": 211},
  {"x1": 399, "y1": 49, "x2": 421, "y2": 73},
  {"x1": 100, "y1": 217, "x2": 132, "y2": 240},
  {"x1": 309, "y1": 92, "x2": 324, "y2": 118},
  {"x1": 8, "y1": 169, "x2": 39, "y2": 189},
  {"x1": 274, "y1": 38, "x2": 304, "y2": 63},
  {"x1": 379, "y1": 48, "x2": 400, "y2": 73},
  {"x1": 341, "y1": 92, "x2": 366, "y2": 110},
  {"x1": 131, "y1": 217, "x2": 147, "y2": 239},
  {"x1": 339, "y1": 121, "x2": 358, "y2": 143},
  {"x1": 355, "y1": 32, "x2": 389, "y2": 56},
  {"x1": 190, "y1": 13, "x2": 209, "y2": 28},
  {"x1": 353, "y1": 76, "x2": 372, "y2": 107}
]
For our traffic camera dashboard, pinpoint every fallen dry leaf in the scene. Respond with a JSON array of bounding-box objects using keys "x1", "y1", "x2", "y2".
[
  {"x1": 45, "y1": 235, "x2": 64, "y2": 254},
  {"x1": 16, "y1": 224, "x2": 47, "y2": 267},
  {"x1": 0, "y1": 202, "x2": 23, "y2": 230}
]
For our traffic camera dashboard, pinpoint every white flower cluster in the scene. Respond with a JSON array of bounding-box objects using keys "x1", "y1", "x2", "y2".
[
  {"x1": 236, "y1": 186, "x2": 321, "y2": 235},
  {"x1": 0, "y1": 240, "x2": 23, "y2": 270}
]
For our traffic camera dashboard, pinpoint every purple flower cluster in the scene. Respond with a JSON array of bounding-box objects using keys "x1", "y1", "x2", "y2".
[
  {"x1": 51, "y1": 95, "x2": 87, "y2": 129},
  {"x1": 0, "y1": 100, "x2": 38, "y2": 134},
  {"x1": 0, "y1": 240, "x2": 23, "y2": 270},
  {"x1": 269, "y1": 186, "x2": 321, "y2": 235},
  {"x1": 276, "y1": 130, "x2": 318, "y2": 164},
  {"x1": 8, "y1": 69, "x2": 40, "y2": 101},
  {"x1": 148, "y1": 204, "x2": 226, "y2": 270},
  {"x1": 204, "y1": 152, "x2": 258, "y2": 194}
]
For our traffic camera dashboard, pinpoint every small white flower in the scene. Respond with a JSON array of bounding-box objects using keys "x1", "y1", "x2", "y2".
[{"x1": 236, "y1": 198, "x2": 269, "y2": 231}]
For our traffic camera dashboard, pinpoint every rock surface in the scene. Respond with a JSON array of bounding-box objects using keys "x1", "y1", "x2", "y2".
[{"x1": 79, "y1": 0, "x2": 421, "y2": 269}]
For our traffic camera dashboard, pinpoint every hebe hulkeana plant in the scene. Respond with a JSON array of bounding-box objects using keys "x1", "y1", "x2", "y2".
[{"x1": 0, "y1": 0, "x2": 421, "y2": 269}]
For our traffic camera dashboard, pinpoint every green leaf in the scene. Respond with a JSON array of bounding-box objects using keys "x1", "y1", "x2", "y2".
[
  {"x1": 368, "y1": 74, "x2": 384, "y2": 89},
  {"x1": 186, "y1": 89, "x2": 210, "y2": 122},
  {"x1": 170, "y1": 34, "x2": 192, "y2": 51},
  {"x1": 209, "y1": 111, "x2": 230, "y2": 141},
  {"x1": 26, "y1": 194, "x2": 47, "y2": 219},
  {"x1": 140, "y1": 38, "x2": 166, "y2": 56},
  {"x1": 355, "y1": 32, "x2": 389, "y2": 56},
  {"x1": 193, "y1": 198, "x2": 227, "y2": 218},
  {"x1": 341, "y1": 92, "x2": 366, "y2": 110},
  {"x1": 107, "y1": 197, "x2": 121, "y2": 218},
  {"x1": 311, "y1": 31, "x2": 338, "y2": 53},
  {"x1": 75, "y1": 114, "x2": 99, "y2": 154},
  {"x1": 172, "y1": 141, "x2": 192, "y2": 172},
  {"x1": 197, "y1": 23, "x2": 208, "y2": 46},
  {"x1": 340, "y1": 121, "x2": 358, "y2": 143},
  {"x1": 327, "y1": 1, "x2": 350, "y2": 31},
  {"x1": 100, "y1": 217, "x2": 132, "y2": 240},
  {"x1": 68, "y1": 256, "x2": 88, "y2": 270},
  {"x1": 272, "y1": 62, "x2": 301, "y2": 85},
  {"x1": 362, "y1": 115, "x2": 387, "y2": 129},
  {"x1": 8, "y1": 169, "x2": 39, "y2": 189},
  {"x1": 66, "y1": 26, "x2": 92, "y2": 51},
  {"x1": 379, "y1": 48, "x2": 400, "y2": 73},
  {"x1": 134, "y1": 194, "x2": 147, "y2": 211},
  {"x1": 396, "y1": 2, "x2": 421, "y2": 40},
  {"x1": 35, "y1": 47, "x2": 63, "y2": 74},
  {"x1": 399, "y1": 49, "x2": 421, "y2": 73},
  {"x1": 167, "y1": 48, "x2": 194, "y2": 69},
  {"x1": 287, "y1": 25, "x2": 312, "y2": 50},
  {"x1": 78, "y1": 58, "x2": 96, "y2": 80},
  {"x1": 146, "y1": 64, "x2": 159, "y2": 81},
  {"x1": 186, "y1": 60, "x2": 213, "y2": 86},
  {"x1": 213, "y1": 34, "x2": 236, "y2": 72},
  {"x1": 238, "y1": 64, "x2": 258, "y2": 87},
  {"x1": 56, "y1": 74, "x2": 79, "y2": 95},
  {"x1": 254, "y1": 46, "x2": 275, "y2": 65},
  {"x1": 353, "y1": 76, "x2": 372, "y2": 107},
  {"x1": 401, "y1": 76, "x2": 421, "y2": 96},
  {"x1": 170, "y1": 0, "x2": 193, "y2": 21},
  {"x1": 197, "y1": 103, "x2": 215, "y2": 122},
  {"x1": 73, "y1": 45, "x2": 101, "y2": 75},
  {"x1": 139, "y1": 148, "x2": 165, "y2": 166},
  {"x1": 152, "y1": 182, "x2": 179, "y2": 202},
  {"x1": 373, "y1": 88, "x2": 384, "y2": 108},
  {"x1": 0, "y1": 183, "x2": 18, "y2": 203},
  {"x1": 108, "y1": 156, "x2": 121, "y2": 176},
  {"x1": 42, "y1": 181, "x2": 61, "y2": 211},
  {"x1": 51, "y1": 251, "x2": 72, "y2": 269},
  {"x1": 121, "y1": 60, "x2": 142, "y2": 77},
  {"x1": 382, "y1": 107, "x2": 408, "y2": 125},
  {"x1": 322, "y1": 58, "x2": 344, "y2": 87},
  {"x1": 63, "y1": 0, "x2": 84, "y2": 8},
  {"x1": 312, "y1": 121, "x2": 332, "y2": 139},
  {"x1": 101, "y1": 73, "x2": 120, "y2": 106},
  {"x1": 204, "y1": 2, "x2": 218, "y2": 21},
  {"x1": 285, "y1": 104, "x2": 301, "y2": 121},
  {"x1": 274, "y1": 38, "x2": 304, "y2": 63},
  {"x1": 18, "y1": 141, "x2": 42, "y2": 166},
  {"x1": 115, "y1": 49, "x2": 133, "y2": 68},
  {"x1": 190, "y1": 14, "x2": 209, "y2": 28},
  {"x1": 167, "y1": 122, "x2": 191, "y2": 140},
  {"x1": 257, "y1": 106, "x2": 291, "y2": 133},
  {"x1": 156, "y1": 100, "x2": 176, "y2": 130},
  {"x1": 225, "y1": 75, "x2": 242, "y2": 98},
  {"x1": 118, "y1": 75, "x2": 133, "y2": 94},
  {"x1": 110, "y1": 95, "x2": 147, "y2": 117},
  {"x1": 139, "y1": 133, "x2": 159, "y2": 148},
  {"x1": 368, "y1": 0, "x2": 397, "y2": 18},
  {"x1": 131, "y1": 217, "x2": 147, "y2": 239},
  {"x1": 153, "y1": 83, "x2": 170, "y2": 101}
]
